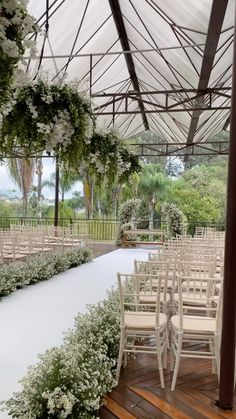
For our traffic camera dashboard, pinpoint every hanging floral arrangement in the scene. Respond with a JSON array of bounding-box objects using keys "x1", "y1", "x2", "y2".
[
  {"x1": 83, "y1": 129, "x2": 141, "y2": 184},
  {"x1": 0, "y1": 0, "x2": 37, "y2": 107},
  {"x1": 0, "y1": 79, "x2": 95, "y2": 168}
]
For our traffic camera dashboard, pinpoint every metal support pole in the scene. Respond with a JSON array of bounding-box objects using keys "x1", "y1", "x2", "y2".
[
  {"x1": 54, "y1": 157, "x2": 59, "y2": 227},
  {"x1": 218, "y1": 2, "x2": 236, "y2": 410},
  {"x1": 89, "y1": 54, "x2": 92, "y2": 96}
]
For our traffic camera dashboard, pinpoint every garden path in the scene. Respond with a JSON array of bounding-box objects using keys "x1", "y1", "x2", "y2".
[{"x1": 0, "y1": 248, "x2": 149, "y2": 418}]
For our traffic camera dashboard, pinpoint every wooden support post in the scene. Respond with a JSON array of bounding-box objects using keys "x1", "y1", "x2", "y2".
[{"x1": 218, "y1": 2, "x2": 236, "y2": 410}]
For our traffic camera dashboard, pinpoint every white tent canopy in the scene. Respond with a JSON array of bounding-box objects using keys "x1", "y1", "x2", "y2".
[{"x1": 26, "y1": 0, "x2": 233, "y2": 149}]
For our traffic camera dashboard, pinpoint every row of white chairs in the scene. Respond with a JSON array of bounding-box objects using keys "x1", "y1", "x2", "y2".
[
  {"x1": 115, "y1": 233, "x2": 224, "y2": 391},
  {"x1": 0, "y1": 225, "x2": 89, "y2": 262}
]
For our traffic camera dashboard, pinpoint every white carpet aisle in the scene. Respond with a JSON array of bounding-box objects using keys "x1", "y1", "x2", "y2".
[{"x1": 0, "y1": 248, "x2": 149, "y2": 418}]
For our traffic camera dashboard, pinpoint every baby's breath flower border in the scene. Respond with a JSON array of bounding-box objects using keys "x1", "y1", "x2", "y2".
[
  {"x1": 2, "y1": 287, "x2": 121, "y2": 419},
  {"x1": 0, "y1": 247, "x2": 93, "y2": 297}
]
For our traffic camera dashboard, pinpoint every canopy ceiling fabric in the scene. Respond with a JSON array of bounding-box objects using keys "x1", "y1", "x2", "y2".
[{"x1": 26, "y1": 0, "x2": 233, "y2": 146}]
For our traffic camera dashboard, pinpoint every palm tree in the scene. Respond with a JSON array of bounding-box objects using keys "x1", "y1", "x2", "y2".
[
  {"x1": 35, "y1": 157, "x2": 43, "y2": 216},
  {"x1": 43, "y1": 168, "x2": 80, "y2": 202},
  {"x1": 6, "y1": 157, "x2": 35, "y2": 217},
  {"x1": 138, "y1": 163, "x2": 166, "y2": 229}
]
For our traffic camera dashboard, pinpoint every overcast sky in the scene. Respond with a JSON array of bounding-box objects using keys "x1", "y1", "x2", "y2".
[{"x1": 0, "y1": 159, "x2": 83, "y2": 200}]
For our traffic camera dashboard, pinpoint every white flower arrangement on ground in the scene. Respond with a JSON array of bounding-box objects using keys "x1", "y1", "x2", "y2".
[
  {"x1": 161, "y1": 202, "x2": 186, "y2": 237},
  {"x1": 2, "y1": 288, "x2": 121, "y2": 419},
  {"x1": 0, "y1": 0, "x2": 37, "y2": 106},
  {"x1": 115, "y1": 198, "x2": 142, "y2": 246}
]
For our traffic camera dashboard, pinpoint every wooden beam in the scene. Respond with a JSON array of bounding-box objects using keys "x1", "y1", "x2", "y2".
[
  {"x1": 184, "y1": 0, "x2": 229, "y2": 162},
  {"x1": 108, "y1": 0, "x2": 149, "y2": 130}
]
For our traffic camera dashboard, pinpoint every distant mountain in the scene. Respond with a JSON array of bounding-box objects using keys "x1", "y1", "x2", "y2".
[{"x1": 0, "y1": 190, "x2": 20, "y2": 200}]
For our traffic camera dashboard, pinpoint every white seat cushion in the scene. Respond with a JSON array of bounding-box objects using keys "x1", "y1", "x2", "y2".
[
  {"x1": 139, "y1": 292, "x2": 170, "y2": 304},
  {"x1": 124, "y1": 311, "x2": 167, "y2": 329},
  {"x1": 174, "y1": 292, "x2": 210, "y2": 306},
  {"x1": 171, "y1": 314, "x2": 216, "y2": 333}
]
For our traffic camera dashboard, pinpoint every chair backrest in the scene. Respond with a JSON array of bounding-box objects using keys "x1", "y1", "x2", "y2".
[
  {"x1": 117, "y1": 272, "x2": 166, "y2": 328},
  {"x1": 175, "y1": 275, "x2": 223, "y2": 333},
  {"x1": 134, "y1": 259, "x2": 169, "y2": 276},
  {"x1": 195, "y1": 227, "x2": 205, "y2": 237},
  {"x1": 178, "y1": 259, "x2": 216, "y2": 277}
]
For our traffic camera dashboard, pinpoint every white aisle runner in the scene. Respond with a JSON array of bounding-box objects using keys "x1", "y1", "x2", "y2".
[{"x1": 0, "y1": 248, "x2": 149, "y2": 418}]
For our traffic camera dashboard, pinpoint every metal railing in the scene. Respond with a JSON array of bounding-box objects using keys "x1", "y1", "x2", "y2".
[
  {"x1": 0, "y1": 217, "x2": 119, "y2": 241},
  {"x1": 0, "y1": 217, "x2": 224, "y2": 240}
]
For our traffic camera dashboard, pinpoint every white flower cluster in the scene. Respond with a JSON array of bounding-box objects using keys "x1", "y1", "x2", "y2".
[
  {"x1": 26, "y1": 98, "x2": 38, "y2": 118},
  {"x1": 41, "y1": 94, "x2": 54, "y2": 104},
  {"x1": 1, "y1": 100, "x2": 15, "y2": 116},
  {"x1": 89, "y1": 152, "x2": 106, "y2": 174},
  {"x1": 49, "y1": 110, "x2": 75, "y2": 150},
  {"x1": 0, "y1": 0, "x2": 37, "y2": 59},
  {"x1": 3, "y1": 288, "x2": 120, "y2": 418},
  {"x1": 117, "y1": 153, "x2": 131, "y2": 176},
  {"x1": 42, "y1": 387, "x2": 76, "y2": 419},
  {"x1": 34, "y1": 109, "x2": 75, "y2": 152},
  {"x1": 84, "y1": 117, "x2": 94, "y2": 143}
]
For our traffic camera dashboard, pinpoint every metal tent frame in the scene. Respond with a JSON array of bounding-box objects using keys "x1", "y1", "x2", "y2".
[{"x1": 19, "y1": 0, "x2": 236, "y2": 409}]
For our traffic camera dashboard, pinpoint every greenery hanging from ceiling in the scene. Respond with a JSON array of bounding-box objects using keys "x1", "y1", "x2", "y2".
[
  {"x1": 0, "y1": 0, "x2": 37, "y2": 107},
  {"x1": 0, "y1": 78, "x2": 141, "y2": 181},
  {"x1": 83, "y1": 130, "x2": 142, "y2": 185},
  {"x1": 0, "y1": 79, "x2": 95, "y2": 168}
]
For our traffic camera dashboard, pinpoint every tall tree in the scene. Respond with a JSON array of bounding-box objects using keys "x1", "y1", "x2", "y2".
[
  {"x1": 138, "y1": 163, "x2": 167, "y2": 229},
  {"x1": 35, "y1": 157, "x2": 43, "y2": 216},
  {"x1": 6, "y1": 157, "x2": 35, "y2": 217},
  {"x1": 43, "y1": 167, "x2": 80, "y2": 202}
]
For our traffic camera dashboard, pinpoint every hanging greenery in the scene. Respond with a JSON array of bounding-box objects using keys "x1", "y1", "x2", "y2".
[
  {"x1": 0, "y1": 80, "x2": 95, "y2": 168},
  {"x1": 0, "y1": 0, "x2": 37, "y2": 107},
  {"x1": 83, "y1": 130, "x2": 141, "y2": 185}
]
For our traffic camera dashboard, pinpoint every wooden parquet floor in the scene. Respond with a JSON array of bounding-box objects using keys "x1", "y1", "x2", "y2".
[{"x1": 100, "y1": 351, "x2": 236, "y2": 419}]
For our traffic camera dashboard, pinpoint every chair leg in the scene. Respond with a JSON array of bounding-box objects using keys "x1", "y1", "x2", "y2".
[
  {"x1": 169, "y1": 328, "x2": 174, "y2": 371},
  {"x1": 163, "y1": 329, "x2": 168, "y2": 369},
  {"x1": 214, "y1": 336, "x2": 220, "y2": 381},
  {"x1": 115, "y1": 329, "x2": 125, "y2": 384},
  {"x1": 156, "y1": 332, "x2": 165, "y2": 389},
  {"x1": 209, "y1": 339, "x2": 216, "y2": 374},
  {"x1": 171, "y1": 335, "x2": 182, "y2": 391},
  {"x1": 124, "y1": 335, "x2": 128, "y2": 367}
]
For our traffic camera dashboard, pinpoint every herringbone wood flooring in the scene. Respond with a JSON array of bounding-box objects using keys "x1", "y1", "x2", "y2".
[{"x1": 100, "y1": 349, "x2": 236, "y2": 419}]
